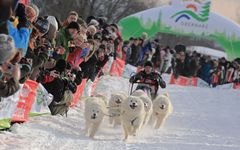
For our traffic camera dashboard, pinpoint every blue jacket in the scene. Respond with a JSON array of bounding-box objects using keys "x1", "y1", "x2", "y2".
[{"x1": 7, "y1": 21, "x2": 31, "y2": 56}]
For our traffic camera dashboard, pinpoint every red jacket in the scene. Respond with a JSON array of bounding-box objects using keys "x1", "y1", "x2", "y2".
[{"x1": 67, "y1": 47, "x2": 84, "y2": 67}]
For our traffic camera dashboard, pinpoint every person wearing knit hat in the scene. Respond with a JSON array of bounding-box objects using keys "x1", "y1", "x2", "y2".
[
  {"x1": 144, "y1": 61, "x2": 153, "y2": 68},
  {"x1": 25, "y1": 5, "x2": 37, "y2": 23},
  {"x1": 0, "y1": 34, "x2": 17, "y2": 64},
  {"x1": 47, "y1": 16, "x2": 58, "y2": 30},
  {"x1": 77, "y1": 17, "x2": 86, "y2": 27},
  {"x1": 129, "y1": 60, "x2": 166, "y2": 99},
  {"x1": 0, "y1": 34, "x2": 20, "y2": 97},
  {"x1": 29, "y1": 3, "x2": 39, "y2": 19},
  {"x1": 88, "y1": 19, "x2": 99, "y2": 27},
  {"x1": 45, "y1": 16, "x2": 58, "y2": 41},
  {"x1": 34, "y1": 17, "x2": 50, "y2": 35},
  {"x1": 67, "y1": 21, "x2": 80, "y2": 31},
  {"x1": 110, "y1": 23, "x2": 119, "y2": 31}
]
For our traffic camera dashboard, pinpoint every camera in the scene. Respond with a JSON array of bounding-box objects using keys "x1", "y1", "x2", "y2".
[{"x1": 68, "y1": 41, "x2": 76, "y2": 53}]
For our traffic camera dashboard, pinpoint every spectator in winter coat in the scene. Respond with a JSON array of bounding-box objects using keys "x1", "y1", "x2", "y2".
[
  {"x1": 174, "y1": 51, "x2": 187, "y2": 78},
  {"x1": 129, "y1": 61, "x2": 166, "y2": 100},
  {"x1": 151, "y1": 40, "x2": 162, "y2": 68},
  {"x1": 128, "y1": 38, "x2": 141, "y2": 66},
  {"x1": 79, "y1": 40, "x2": 98, "y2": 82},
  {"x1": 95, "y1": 44, "x2": 109, "y2": 77},
  {"x1": 0, "y1": 34, "x2": 20, "y2": 97},
  {"x1": 7, "y1": 3, "x2": 31, "y2": 56},
  {"x1": 56, "y1": 22, "x2": 80, "y2": 59},
  {"x1": 162, "y1": 47, "x2": 174, "y2": 74},
  {"x1": 66, "y1": 34, "x2": 85, "y2": 67},
  {"x1": 25, "y1": 17, "x2": 50, "y2": 81},
  {"x1": 188, "y1": 52, "x2": 201, "y2": 77},
  {"x1": 41, "y1": 59, "x2": 77, "y2": 115},
  {"x1": 198, "y1": 56, "x2": 212, "y2": 84}
]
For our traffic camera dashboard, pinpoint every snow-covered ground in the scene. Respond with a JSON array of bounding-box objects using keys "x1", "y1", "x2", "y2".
[{"x1": 1, "y1": 75, "x2": 240, "y2": 150}]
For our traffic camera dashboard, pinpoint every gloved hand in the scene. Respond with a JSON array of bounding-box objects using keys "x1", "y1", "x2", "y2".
[
  {"x1": 129, "y1": 73, "x2": 142, "y2": 83},
  {"x1": 15, "y1": 3, "x2": 30, "y2": 29},
  {"x1": 135, "y1": 73, "x2": 142, "y2": 81},
  {"x1": 159, "y1": 79, "x2": 166, "y2": 88},
  {"x1": 129, "y1": 76, "x2": 135, "y2": 83},
  {"x1": 15, "y1": 3, "x2": 26, "y2": 20}
]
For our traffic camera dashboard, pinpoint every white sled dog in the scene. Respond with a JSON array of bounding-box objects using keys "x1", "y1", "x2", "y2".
[
  {"x1": 132, "y1": 90, "x2": 153, "y2": 127},
  {"x1": 108, "y1": 93, "x2": 127, "y2": 127},
  {"x1": 152, "y1": 93, "x2": 173, "y2": 129},
  {"x1": 121, "y1": 96, "x2": 145, "y2": 140},
  {"x1": 139, "y1": 95, "x2": 153, "y2": 127},
  {"x1": 84, "y1": 96, "x2": 107, "y2": 138}
]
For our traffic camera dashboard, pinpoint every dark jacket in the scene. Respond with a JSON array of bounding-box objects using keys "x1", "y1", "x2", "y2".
[
  {"x1": 129, "y1": 44, "x2": 141, "y2": 66},
  {"x1": 0, "y1": 78, "x2": 20, "y2": 97},
  {"x1": 80, "y1": 53, "x2": 98, "y2": 82},
  {"x1": 24, "y1": 46, "x2": 49, "y2": 81},
  {"x1": 130, "y1": 70, "x2": 166, "y2": 89},
  {"x1": 41, "y1": 68, "x2": 77, "y2": 103},
  {"x1": 95, "y1": 55, "x2": 109, "y2": 76}
]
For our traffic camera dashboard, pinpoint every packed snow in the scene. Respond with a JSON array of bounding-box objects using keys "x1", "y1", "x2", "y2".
[{"x1": 1, "y1": 75, "x2": 240, "y2": 150}]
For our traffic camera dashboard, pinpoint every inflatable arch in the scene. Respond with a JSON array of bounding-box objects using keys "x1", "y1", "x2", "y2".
[{"x1": 118, "y1": 0, "x2": 240, "y2": 60}]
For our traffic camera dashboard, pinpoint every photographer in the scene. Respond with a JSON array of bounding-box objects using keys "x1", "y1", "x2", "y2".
[
  {"x1": 41, "y1": 59, "x2": 77, "y2": 116},
  {"x1": 0, "y1": 34, "x2": 20, "y2": 97},
  {"x1": 24, "y1": 17, "x2": 50, "y2": 81}
]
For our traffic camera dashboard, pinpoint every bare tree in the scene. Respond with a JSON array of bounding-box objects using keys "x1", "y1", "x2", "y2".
[{"x1": 31, "y1": 0, "x2": 159, "y2": 23}]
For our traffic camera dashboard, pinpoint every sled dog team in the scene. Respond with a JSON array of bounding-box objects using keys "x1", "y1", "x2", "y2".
[{"x1": 84, "y1": 90, "x2": 173, "y2": 139}]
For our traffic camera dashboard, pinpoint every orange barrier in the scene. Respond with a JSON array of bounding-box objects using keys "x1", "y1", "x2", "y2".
[
  {"x1": 169, "y1": 75, "x2": 198, "y2": 86},
  {"x1": 12, "y1": 80, "x2": 39, "y2": 122},
  {"x1": 234, "y1": 83, "x2": 240, "y2": 89},
  {"x1": 70, "y1": 79, "x2": 87, "y2": 107},
  {"x1": 110, "y1": 58, "x2": 125, "y2": 76}
]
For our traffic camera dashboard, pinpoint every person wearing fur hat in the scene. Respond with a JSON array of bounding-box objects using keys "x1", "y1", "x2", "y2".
[
  {"x1": 0, "y1": 34, "x2": 20, "y2": 97},
  {"x1": 129, "y1": 61, "x2": 166, "y2": 100}
]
